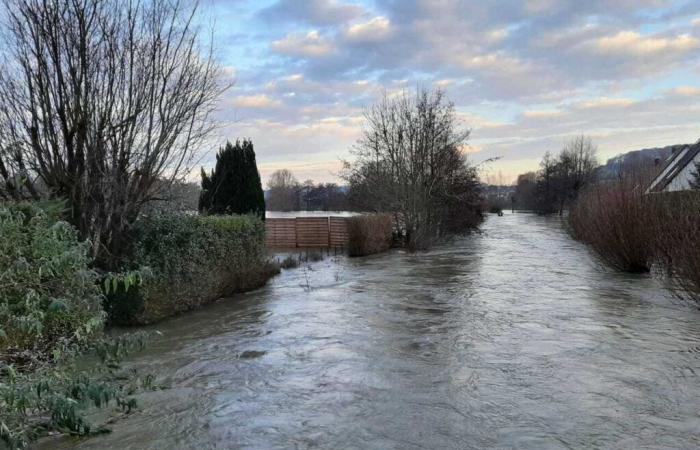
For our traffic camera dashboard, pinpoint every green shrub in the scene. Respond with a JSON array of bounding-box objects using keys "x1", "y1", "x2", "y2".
[
  {"x1": 1, "y1": 332, "x2": 152, "y2": 450},
  {"x1": 105, "y1": 212, "x2": 279, "y2": 324},
  {"x1": 0, "y1": 202, "x2": 104, "y2": 367},
  {"x1": 347, "y1": 214, "x2": 393, "y2": 257}
]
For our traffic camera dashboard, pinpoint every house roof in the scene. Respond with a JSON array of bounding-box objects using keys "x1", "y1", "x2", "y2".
[{"x1": 647, "y1": 141, "x2": 700, "y2": 193}]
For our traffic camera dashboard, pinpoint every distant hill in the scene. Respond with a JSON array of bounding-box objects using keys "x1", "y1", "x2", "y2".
[{"x1": 596, "y1": 144, "x2": 688, "y2": 180}]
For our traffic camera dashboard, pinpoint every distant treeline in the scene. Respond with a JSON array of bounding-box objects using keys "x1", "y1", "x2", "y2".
[
  {"x1": 513, "y1": 135, "x2": 599, "y2": 214},
  {"x1": 265, "y1": 169, "x2": 350, "y2": 212}
]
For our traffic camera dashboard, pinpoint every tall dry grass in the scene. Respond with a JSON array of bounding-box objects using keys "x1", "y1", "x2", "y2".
[
  {"x1": 347, "y1": 214, "x2": 393, "y2": 257},
  {"x1": 569, "y1": 181, "x2": 654, "y2": 273},
  {"x1": 650, "y1": 192, "x2": 700, "y2": 302},
  {"x1": 570, "y1": 182, "x2": 700, "y2": 304}
]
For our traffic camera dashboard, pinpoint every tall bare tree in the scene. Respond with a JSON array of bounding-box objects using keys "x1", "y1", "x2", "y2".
[
  {"x1": 266, "y1": 169, "x2": 301, "y2": 211},
  {"x1": 0, "y1": 0, "x2": 224, "y2": 264},
  {"x1": 344, "y1": 88, "x2": 482, "y2": 250}
]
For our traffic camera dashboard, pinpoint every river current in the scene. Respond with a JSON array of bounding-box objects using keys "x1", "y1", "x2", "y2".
[{"x1": 41, "y1": 212, "x2": 700, "y2": 450}]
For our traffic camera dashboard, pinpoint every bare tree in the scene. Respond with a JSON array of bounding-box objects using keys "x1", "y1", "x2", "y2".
[
  {"x1": 522, "y1": 136, "x2": 598, "y2": 214},
  {"x1": 0, "y1": 0, "x2": 224, "y2": 264},
  {"x1": 344, "y1": 88, "x2": 482, "y2": 250},
  {"x1": 266, "y1": 169, "x2": 300, "y2": 211}
]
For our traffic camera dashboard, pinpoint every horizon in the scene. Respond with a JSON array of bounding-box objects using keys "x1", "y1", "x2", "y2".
[{"x1": 199, "y1": 0, "x2": 700, "y2": 186}]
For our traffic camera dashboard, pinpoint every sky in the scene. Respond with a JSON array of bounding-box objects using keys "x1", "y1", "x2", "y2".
[{"x1": 200, "y1": 0, "x2": 700, "y2": 185}]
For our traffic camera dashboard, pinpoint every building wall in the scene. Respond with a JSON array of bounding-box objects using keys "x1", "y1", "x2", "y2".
[{"x1": 665, "y1": 152, "x2": 700, "y2": 192}]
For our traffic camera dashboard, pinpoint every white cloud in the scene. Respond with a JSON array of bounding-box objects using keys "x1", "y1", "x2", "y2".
[
  {"x1": 577, "y1": 97, "x2": 636, "y2": 109},
  {"x1": 232, "y1": 94, "x2": 281, "y2": 109},
  {"x1": 587, "y1": 31, "x2": 699, "y2": 57},
  {"x1": 344, "y1": 17, "x2": 393, "y2": 43},
  {"x1": 669, "y1": 86, "x2": 700, "y2": 96},
  {"x1": 522, "y1": 110, "x2": 564, "y2": 119},
  {"x1": 485, "y1": 28, "x2": 509, "y2": 44},
  {"x1": 271, "y1": 31, "x2": 336, "y2": 58}
]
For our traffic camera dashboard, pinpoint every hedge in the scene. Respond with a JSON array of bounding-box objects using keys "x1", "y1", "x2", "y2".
[
  {"x1": 347, "y1": 214, "x2": 393, "y2": 257},
  {"x1": 105, "y1": 212, "x2": 279, "y2": 324}
]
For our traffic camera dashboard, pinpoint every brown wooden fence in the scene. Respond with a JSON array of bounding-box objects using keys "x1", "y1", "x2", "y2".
[{"x1": 266, "y1": 216, "x2": 349, "y2": 249}]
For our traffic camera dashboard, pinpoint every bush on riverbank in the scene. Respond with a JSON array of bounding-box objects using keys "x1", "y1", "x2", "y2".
[
  {"x1": 105, "y1": 212, "x2": 279, "y2": 324},
  {"x1": 347, "y1": 214, "x2": 393, "y2": 257},
  {"x1": 0, "y1": 202, "x2": 156, "y2": 449},
  {"x1": 0, "y1": 202, "x2": 105, "y2": 368},
  {"x1": 568, "y1": 182, "x2": 653, "y2": 273},
  {"x1": 1, "y1": 333, "x2": 152, "y2": 450},
  {"x1": 651, "y1": 192, "x2": 700, "y2": 302},
  {"x1": 569, "y1": 185, "x2": 700, "y2": 303}
]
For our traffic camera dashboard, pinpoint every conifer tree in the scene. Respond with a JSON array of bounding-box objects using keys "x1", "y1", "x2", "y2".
[{"x1": 199, "y1": 140, "x2": 265, "y2": 218}]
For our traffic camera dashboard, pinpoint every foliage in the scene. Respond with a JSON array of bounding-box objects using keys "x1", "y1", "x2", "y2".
[
  {"x1": 0, "y1": 0, "x2": 224, "y2": 265},
  {"x1": 300, "y1": 182, "x2": 349, "y2": 211},
  {"x1": 344, "y1": 88, "x2": 482, "y2": 250},
  {"x1": 0, "y1": 202, "x2": 104, "y2": 368},
  {"x1": 514, "y1": 172, "x2": 539, "y2": 211},
  {"x1": 0, "y1": 332, "x2": 152, "y2": 450},
  {"x1": 515, "y1": 136, "x2": 598, "y2": 214},
  {"x1": 263, "y1": 170, "x2": 351, "y2": 212},
  {"x1": 105, "y1": 212, "x2": 278, "y2": 324},
  {"x1": 347, "y1": 214, "x2": 393, "y2": 257},
  {"x1": 199, "y1": 140, "x2": 265, "y2": 218}
]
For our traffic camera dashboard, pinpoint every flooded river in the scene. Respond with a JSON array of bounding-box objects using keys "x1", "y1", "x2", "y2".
[{"x1": 43, "y1": 213, "x2": 700, "y2": 449}]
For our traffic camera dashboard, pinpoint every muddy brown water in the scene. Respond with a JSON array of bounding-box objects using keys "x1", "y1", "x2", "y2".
[{"x1": 40, "y1": 212, "x2": 700, "y2": 449}]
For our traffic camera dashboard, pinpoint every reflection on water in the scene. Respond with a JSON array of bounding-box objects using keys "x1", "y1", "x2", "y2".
[{"x1": 40, "y1": 213, "x2": 700, "y2": 450}]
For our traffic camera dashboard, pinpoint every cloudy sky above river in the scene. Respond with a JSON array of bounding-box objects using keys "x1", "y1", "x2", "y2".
[{"x1": 203, "y1": 0, "x2": 700, "y2": 184}]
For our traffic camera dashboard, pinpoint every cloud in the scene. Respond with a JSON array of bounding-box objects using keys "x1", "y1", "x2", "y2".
[
  {"x1": 271, "y1": 31, "x2": 336, "y2": 58},
  {"x1": 344, "y1": 17, "x2": 394, "y2": 43},
  {"x1": 587, "y1": 31, "x2": 699, "y2": 57},
  {"x1": 259, "y1": 0, "x2": 364, "y2": 26},
  {"x1": 232, "y1": 94, "x2": 281, "y2": 109},
  {"x1": 669, "y1": 86, "x2": 700, "y2": 96},
  {"x1": 202, "y1": 0, "x2": 700, "y2": 184},
  {"x1": 577, "y1": 97, "x2": 636, "y2": 109}
]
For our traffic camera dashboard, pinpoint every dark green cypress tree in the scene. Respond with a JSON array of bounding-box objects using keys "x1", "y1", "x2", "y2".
[{"x1": 198, "y1": 140, "x2": 265, "y2": 218}]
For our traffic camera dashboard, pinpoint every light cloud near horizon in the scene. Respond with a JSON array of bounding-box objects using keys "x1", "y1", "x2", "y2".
[{"x1": 201, "y1": 0, "x2": 700, "y2": 185}]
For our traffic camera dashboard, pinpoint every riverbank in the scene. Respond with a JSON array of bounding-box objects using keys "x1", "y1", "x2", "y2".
[
  {"x1": 36, "y1": 212, "x2": 700, "y2": 450},
  {"x1": 0, "y1": 204, "x2": 281, "y2": 448}
]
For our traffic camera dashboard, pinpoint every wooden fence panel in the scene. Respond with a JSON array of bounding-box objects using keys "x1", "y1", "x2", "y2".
[
  {"x1": 295, "y1": 217, "x2": 329, "y2": 247},
  {"x1": 329, "y1": 216, "x2": 349, "y2": 248},
  {"x1": 265, "y1": 218, "x2": 297, "y2": 248},
  {"x1": 265, "y1": 216, "x2": 352, "y2": 248}
]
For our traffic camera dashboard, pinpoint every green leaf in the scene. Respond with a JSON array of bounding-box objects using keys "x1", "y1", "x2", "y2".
[{"x1": 48, "y1": 300, "x2": 68, "y2": 312}]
